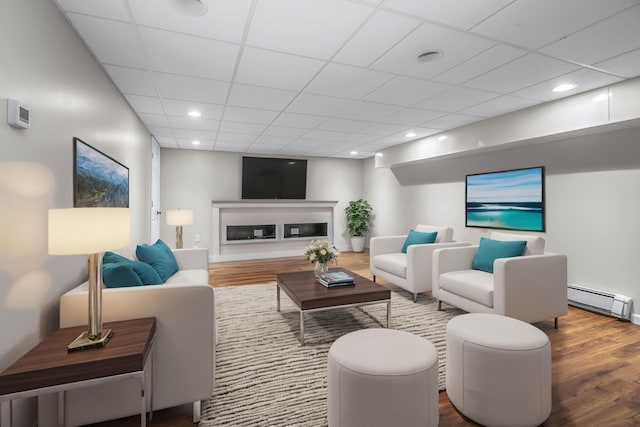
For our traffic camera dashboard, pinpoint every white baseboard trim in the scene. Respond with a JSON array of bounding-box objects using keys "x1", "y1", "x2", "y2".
[{"x1": 631, "y1": 313, "x2": 640, "y2": 326}]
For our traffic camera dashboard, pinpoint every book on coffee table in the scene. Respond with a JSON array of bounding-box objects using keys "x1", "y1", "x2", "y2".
[{"x1": 318, "y1": 271, "x2": 355, "y2": 287}]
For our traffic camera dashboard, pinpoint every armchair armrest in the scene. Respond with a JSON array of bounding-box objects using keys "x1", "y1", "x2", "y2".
[
  {"x1": 406, "y1": 242, "x2": 471, "y2": 293},
  {"x1": 432, "y1": 245, "x2": 479, "y2": 296},
  {"x1": 493, "y1": 253, "x2": 568, "y2": 323},
  {"x1": 173, "y1": 247, "x2": 209, "y2": 270},
  {"x1": 369, "y1": 235, "x2": 406, "y2": 272}
]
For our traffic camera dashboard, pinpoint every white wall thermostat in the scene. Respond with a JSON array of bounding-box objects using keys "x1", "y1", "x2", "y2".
[{"x1": 7, "y1": 99, "x2": 30, "y2": 129}]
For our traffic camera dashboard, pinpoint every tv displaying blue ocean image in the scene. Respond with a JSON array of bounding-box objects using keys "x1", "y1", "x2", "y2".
[{"x1": 466, "y1": 166, "x2": 544, "y2": 232}]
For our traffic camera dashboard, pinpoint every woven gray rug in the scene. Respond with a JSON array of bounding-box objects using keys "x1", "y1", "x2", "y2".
[{"x1": 200, "y1": 283, "x2": 464, "y2": 427}]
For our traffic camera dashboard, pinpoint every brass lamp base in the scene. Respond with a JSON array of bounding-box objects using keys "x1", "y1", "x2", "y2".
[{"x1": 67, "y1": 329, "x2": 113, "y2": 352}]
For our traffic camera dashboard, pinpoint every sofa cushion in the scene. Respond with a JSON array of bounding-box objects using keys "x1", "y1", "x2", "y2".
[
  {"x1": 103, "y1": 262, "x2": 144, "y2": 288},
  {"x1": 373, "y1": 253, "x2": 407, "y2": 278},
  {"x1": 472, "y1": 237, "x2": 527, "y2": 273},
  {"x1": 167, "y1": 268, "x2": 210, "y2": 286},
  {"x1": 439, "y1": 269, "x2": 494, "y2": 307},
  {"x1": 491, "y1": 232, "x2": 545, "y2": 255},
  {"x1": 136, "y1": 239, "x2": 179, "y2": 282},
  {"x1": 401, "y1": 229, "x2": 437, "y2": 253},
  {"x1": 104, "y1": 251, "x2": 163, "y2": 285},
  {"x1": 415, "y1": 224, "x2": 453, "y2": 243}
]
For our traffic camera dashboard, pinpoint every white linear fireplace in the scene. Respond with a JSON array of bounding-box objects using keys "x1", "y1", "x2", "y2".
[{"x1": 211, "y1": 200, "x2": 338, "y2": 261}]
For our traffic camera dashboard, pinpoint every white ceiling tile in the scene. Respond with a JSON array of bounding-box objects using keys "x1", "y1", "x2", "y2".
[
  {"x1": 153, "y1": 136, "x2": 178, "y2": 147},
  {"x1": 124, "y1": 94, "x2": 164, "y2": 114},
  {"x1": 511, "y1": 69, "x2": 623, "y2": 102},
  {"x1": 383, "y1": 108, "x2": 447, "y2": 126},
  {"x1": 433, "y1": 44, "x2": 527, "y2": 85},
  {"x1": 372, "y1": 22, "x2": 496, "y2": 79},
  {"x1": 460, "y1": 95, "x2": 541, "y2": 117},
  {"x1": 384, "y1": 127, "x2": 441, "y2": 141},
  {"x1": 215, "y1": 141, "x2": 252, "y2": 151},
  {"x1": 464, "y1": 53, "x2": 580, "y2": 94},
  {"x1": 289, "y1": 138, "x2": 327, "y2": 147},
  {"x1": 168, "y1": 117, "x2": 220, "y2": 131},
  {"x1": 271, "y1": 112, "x2": 328, "y2": 129},
  {"x1": 219, "y1": 121, "x2": 268, "y2": 135},
  {"x1": 247, "y1": 0, "x2": 372, "y2": 59},
  {"x1": 302, "y1": 129, "x2": 348, "y2": 141},
  {"x1": 176, "y1": 137, "x2": 215, "y2": 146},
  {"x1": 172, "y1": 129, "x2": 218, "y2": 139},
  {"x1": 262, "y1": 126, "x2": 309, "y2": 138},
  {"x1": 334, "y1": 10, "x2": 421, "y2": 67},
  {"x1": 316, "y1": 118, "x2": 371, "y2": 133},
  {"x1": 162, "y1": 100, "x2": 224, "y2": 120},
  {"x1": 146, "y1": 126, "x2": 173, "y2": 137},
  {"x1": 128, "y1": 0, "x2": 252, "y2": 43},
  {"x1": 138, "y1": 113, "x2": 169, "y2": 127},
  {"x1": 178, "y1": 140, "x2": 215, "y2": 150},
  {"x1": 594, "y1": 48, "x2": 640, "y2": 79},
  {"x1": 359, "y1": 122, "x2": 409, "y2": 136},
  {"x1": 384, "y1": 0, "x2": 512, "y2": 30},
  {"x1": 154, "y1": 72, "x2": 230, "y2": 104},
  {"x1": 223, "y1": 106, "x2": 280, "y2": 124},
  {"x1": 277, "y1": 146, "x2": 314, "y2": 156},
  {"x1": 139, "y1": 27, "x2": 238, "y2": 81},
  {"x1": 338, "y1": 101, "x2": 403, "y2": 121},
  {"x1": 253, "y1": 136, "x2": 294, "y2": 146},
  {"x1": 247, "y1": 145, "x2": 282, "y2": 155},
  {"x1": 417, "y1": 87, "x2": 499, "y2": 113},
  {"x1": 422, "y1": 113, "x2": 483, "y2": 129},
  {"x1": 216, "y1": 133, "x2": 258, "y2": 143},
  {"x1": 228, "y1": 84, "x2": 298, "y2": 110},
  {"x1": 305, "y1": 63, "x2": 394, "y2": 99},
  {"x1": 338, "y1": 133, "x2": 382, "y2": 144},
  {"x1": 55, "y1": 0, "x2": 130, "y2": 20},
  {"x1": 472, "y1": 0, "x2": 639, "y2": 50},
  {"x1": 364, "y1": 77, "x2": 450, "y2": 106},
  {"x1": 235, "y1": 47, "x2": 326, "y2": 91},
  {"x1": 286, "y1": 93, "x2": 354, "y2": 116},
  {"x1": 104, "y1": 65, "x2": 157, "y2": 96},
  {"x1": 539, "y1": 5, "x2": 640, "y2": 65},
  {"x1": 67, "y1": 13, "x2": 147, "y2": 68}
]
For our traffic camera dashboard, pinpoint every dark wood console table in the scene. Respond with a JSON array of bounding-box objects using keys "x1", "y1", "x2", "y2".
[{"x1": 0, "y1": 317, "x2": 156, "y2": 427}]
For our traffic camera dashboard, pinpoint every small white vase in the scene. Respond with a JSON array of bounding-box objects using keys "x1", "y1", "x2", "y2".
[
  {"x1": 314, "y1": 261, "x2": 329, "y2": 278},
  {"x1": 351, "y1": 236, "x2": 365, "y2": 253}
]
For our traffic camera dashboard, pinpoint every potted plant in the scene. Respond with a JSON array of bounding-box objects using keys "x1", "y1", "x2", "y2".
[{"x1": 344, "y1": 199, "x2": 373, "y2": 252}]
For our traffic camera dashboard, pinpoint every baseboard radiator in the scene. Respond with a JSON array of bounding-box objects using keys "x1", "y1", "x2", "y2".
[{"x1": 568, "y1": 284, "x2": 632, "y2": 320}]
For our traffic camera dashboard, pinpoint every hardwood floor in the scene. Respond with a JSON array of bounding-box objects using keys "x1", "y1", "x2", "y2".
[{"x1": 92, "y1": 252, "x2": 640, "y2": 426}]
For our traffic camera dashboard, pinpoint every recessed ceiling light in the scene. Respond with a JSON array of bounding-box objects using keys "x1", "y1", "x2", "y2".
[
  {"x1": 416, "y1": 50, "x2": 444, "y2": 63},
  {"x1": 405, "y1": 132, "x2": 417, "y2": 138},
  {"x1": 192, "y1": 140, "x2": 201, "y2": 146},
  {"x1": 552, "y1": 83, "x2": 576, "y2": 93},
  {"x1": 169, "y1": 0, "x2": 208, "y2": 16},
  {"x1": 350, "y1": 151, "x2": 358, "y2": 155},
  {"x1": 187, "y1": 110, "x2": 201, "y2": 118},
  {"x1": 437, "y1": 135, "x2": 447, "y2": 141}
]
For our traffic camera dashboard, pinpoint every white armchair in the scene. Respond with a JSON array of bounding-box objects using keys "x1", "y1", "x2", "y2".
[
  {"x1": 370, "y1": 224, "x2": 469, "y2": 302},
  {"x1": 433, "y1": 232, "x2": 568, "y2": 327}
]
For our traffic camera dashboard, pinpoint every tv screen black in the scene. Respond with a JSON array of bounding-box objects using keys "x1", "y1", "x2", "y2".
[{"x1": 242, "y1": 157, "x2": 307, "y2": 199}]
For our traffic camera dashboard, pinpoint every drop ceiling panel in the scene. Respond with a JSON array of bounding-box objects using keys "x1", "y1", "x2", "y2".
[
  {"x1": 219, "y1": 121, "x2": 268, "y2": 135},
  {"x1": 215, "y1": 141, "x2": 253, "y2": 151},
  {"x1": 124, "y1": 94, "x2": 164, "y2": 114},
  {"x1": 172, "y1": 129, "x2": 218, "y2": 139},
  {"x1": 460, "y1": 95, "x2": 541, "y2": 117},
  {"x1": 512, "y1": 69, "x2": 623, "y2": 102},
  {"x1": 162, "y1": 100, "x2": 224, "y2": 120},
  {"x1": 334, "y1": 10, "x2": 420, "y2": 67},
  {"x1": 383, "y1": 108, "x2": 447, "y2": 126},
  {"x1": 223, "y1": 106, "x2": 280, "y2": 124},
  {"x1": 271, "y1": 112, "x2": 328, "y2": 129},
  {"x1": 168, "y1": 117, "x2": 219, "y2": 131},
  {"x1": 383, "y1": 0, "x2": 513, "y2": 30},
  {"x1": 67, "y1": 13, "x2": 147, "y2": 68},
  {"x1": 595, "y1": 48, "x2": 640, "y2": 79},
  {"x1": 338, "y1": 133, "x2": 383, "y2": 143},
  {"x1": 153, "y1": 136, "x2": 178, "y2": 147},
  {"x1": 262, "y1": 126, "x2": 310, "y2": 138},
  {"x1": 418, "y1": 87, "x2": 499, "y2": 113},
  {"x1": 253, "y1": 136, "x2": 294, "y2": 146},
  {"x1": 539, "y1": 5, "x2": 640, "y2": 65},
  {"x1": 338, "y1": 101, "x2": 403, "y2": 122},
  {"x1": 215, "y1": 133, "x2": 258, "y2": 143},
  {"x1": 464, "y1": 53, "x2": 580, "y2": 94},
  {"x1": 139, "y1": 27, "x2": 238, "y2": 80},
  {"x1": 138, "y1": 113, "x2": 169, "y2": 127},
  {"x1": 104, "y1": 65, "x2": 157, "y2": 96},
  {"x1": 55, "y1": 0, "x2": 130, "y2": 21},
  {"x1": 422, "y1": 113, "x2": 482, "y2": 129},
  {"x1": 154, "y1": 73, "x2": 230, "y2": 104},
  {"x1": 128, "y1": 0, "x2": 252, "y2": 43},
  {"x1": 316, "y1": 118, "x2": 371, "y2": 133},
  {"x1": 302, "y1": 129, "x2": 348, "y2": 141},
  {"x1": 146, "y1": 126, "x2": 173, "y2": 137},
  {"x1": 286, "y1": 93, "x2": 354, "y2": 116},
  {"x1": 247, "y1": 0, "x2": 372, "y2": 59},
  {"x1": 305, "y1": 63, "x2": 394, "y2": 99},
  {"x1": 228, "y1": 84, "x2": 298, "y2": 110},
  {"x1": 359, "y1": 122, "x2": 408, "y2": 136},
  {"x1": 372, "y1": 22, "x2": 496, "y2": 79},
  {"x1": 364, "y1": 77, "x2": 450, "y2": 106},
  {"x1": 471, "y1": 0, "x2": 639, "y2": 50},
  {"x1": 235, "y1": 47, "x2": 326, "y2": 91}
]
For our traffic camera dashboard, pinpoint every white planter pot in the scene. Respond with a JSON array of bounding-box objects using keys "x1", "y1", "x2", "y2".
[{"x1": 351, "y1": 236, "x2": 365, "y2": 253}]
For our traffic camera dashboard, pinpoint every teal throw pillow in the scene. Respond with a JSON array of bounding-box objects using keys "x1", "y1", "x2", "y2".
[
  {"x1": 401, "y1": 230, "x2": 437, "y2": 253},
  {"x1": 103, "y1": 251, "x2": 163, "y2": 285},
  {"x1": 136, "y1": 239, "x2": 179, "y2": 283},
  {"x1": 103, "y1": 262, "x2": 144, "y2": 288},
  {"x1": 472, "y1": 237, "x2": 527, "y2": 273}
]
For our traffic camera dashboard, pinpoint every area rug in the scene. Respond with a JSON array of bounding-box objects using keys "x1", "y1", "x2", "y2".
[{"x1": 200, "y1": 283, "x2": 464, "y2": 426}]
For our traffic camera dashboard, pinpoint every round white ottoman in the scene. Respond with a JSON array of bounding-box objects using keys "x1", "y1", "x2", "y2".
[
  {"x1": 446, "y1": 313, "x2": 551, "y2": 427},
  {"x1": 327, "y1": 328, "x2": 439, "y2": 427}
]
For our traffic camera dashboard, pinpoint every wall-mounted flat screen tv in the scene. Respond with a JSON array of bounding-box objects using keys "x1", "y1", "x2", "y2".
[
  {"x1": 242, "y1": 156, "x2": 307, "y2": 200},
  {"x1": 466, "y1": 166, "x2": 545, "y2": 232}
]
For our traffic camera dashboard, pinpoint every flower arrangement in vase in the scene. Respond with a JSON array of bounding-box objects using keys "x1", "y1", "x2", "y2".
[{"x1": 304, "y1": 239, "x2": 339, "y2": 277}]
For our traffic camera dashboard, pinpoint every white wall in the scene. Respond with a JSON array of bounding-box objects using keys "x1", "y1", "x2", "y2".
[
  {"x1": 160, "y1": 149, "x2": 364, "y2": 254},
  {"x1": 0, "y1": 1, "x2": 151, "y2": 424},
  {"x1": 364, "y1": 126, "x2": 640, "y2": 320}
]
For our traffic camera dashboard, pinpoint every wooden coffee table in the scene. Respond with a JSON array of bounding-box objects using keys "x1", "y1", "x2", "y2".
[{"x1": 276, "y1": 267, "x2": 391, "y2": 345}]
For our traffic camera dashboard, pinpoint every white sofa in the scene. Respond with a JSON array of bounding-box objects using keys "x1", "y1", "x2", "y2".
[
  {"x1": 433, "y1": 232, "x2": 568, "y2": 327},
  {"x1": 58, "y1": 247, "x2": 214, "y2": 426},
  {"x1": 369, "y1": 224, "x2": 469, "y2": 302}
]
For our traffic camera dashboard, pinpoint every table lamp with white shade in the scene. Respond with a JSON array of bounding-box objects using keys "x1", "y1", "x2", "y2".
[
  {"x1": 48, "y1": 207, "x2": 130, "y2": 351},
  {"x1": 166, "y1": 209, "x2": 193, "y2": 249}
]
